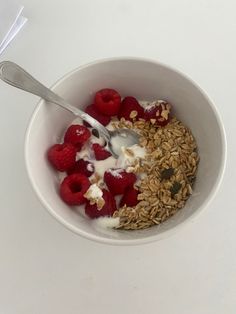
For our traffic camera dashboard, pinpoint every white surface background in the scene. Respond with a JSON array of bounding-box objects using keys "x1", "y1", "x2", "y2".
[{"x1": 0, "y1": 0, "x2": 235, "y2": 313}]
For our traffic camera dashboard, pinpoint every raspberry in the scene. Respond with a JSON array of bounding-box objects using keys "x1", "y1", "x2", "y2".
[
  {"x1": 60, "y1": 173, "x2": 90, "y2": 205},
  {"x1": 84, "y1": 104, "x2": 111, "y2": 127},
  {"x1": 143, "y1": 105, "x2": 156, "y2": 120},
  {"x1": 77, "y1": 142, "x2": 85, "y2": 151},
  {"x1": 144, "y1": 101, "x2": 171, "y2": 126},
  {"x1": 104, "y1": 169, "x2": 136, "y2": 195},
  {"x1": 85, "y1": 189, "x2": 117, "y2": 218},
  {"x1": 67, "y1": 159, "x2": 94, "y2": 177},
  {"x1": 118, "y1": 96, "x2": 144, "y2": 121},
  {"x1": 64, "y1": 124, "x2": 91, "y2": 149},
  {"x1": 92, "y1": 143, "x2": 111, "y2": 160},
  {"x1": 47, "y1": 143, "x2": 76, "y2": 171},
  {"x1": 94, "y1": 88, "x2": 121, "y2": 116},
  {"x1": 120, "y1": 186, "x2": 139, "y2": 207}
]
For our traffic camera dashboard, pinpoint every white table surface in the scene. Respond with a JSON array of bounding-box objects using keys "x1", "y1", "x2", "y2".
[{"x1": 0, "y1": 0, "x2": 235, "y2": 313}]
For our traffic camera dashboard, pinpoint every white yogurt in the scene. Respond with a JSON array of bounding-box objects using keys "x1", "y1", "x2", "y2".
[
  {"x1": 85, "y1": 183, "x2": 103, "y2": 199},
  {"x1": 92, "y1": 156, "x2": 117, "y2": 178},
  {"x1": 117, "y1": 144, "x2": 146, "y2": 168},
  {"x1": 94, "y1": 217, "x2": 120, "y2": 229},
  {"x1": 76, "y1": 143, "x2": 91, "y2": 160}
]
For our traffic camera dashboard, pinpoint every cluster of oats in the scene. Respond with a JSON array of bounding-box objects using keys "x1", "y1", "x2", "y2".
[
  {"x1": 112, "y1": 114, "x2": 199, "y2": 230},
  {"x1": 84, "y1": 183, "x2": 105, "y2": 209}
]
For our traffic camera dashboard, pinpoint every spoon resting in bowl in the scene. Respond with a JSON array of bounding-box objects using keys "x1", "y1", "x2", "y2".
[{"x1": 0, "y1": 61, "x2": 139, "y2": 158}]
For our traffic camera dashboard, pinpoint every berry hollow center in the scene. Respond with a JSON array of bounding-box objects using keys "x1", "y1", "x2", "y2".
[{"x1": 70, "y1": 182, "x2": 82, "y2": 193}]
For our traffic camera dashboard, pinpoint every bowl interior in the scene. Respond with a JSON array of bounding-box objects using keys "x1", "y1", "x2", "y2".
[{"x1": 25, "y1": 58, "x2": 226, "y2": 244}]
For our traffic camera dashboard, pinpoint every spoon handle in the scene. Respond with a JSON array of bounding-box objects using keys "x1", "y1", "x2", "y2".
[{"x1": 0, "y1": 61, "x2": 110, "y2": 141}]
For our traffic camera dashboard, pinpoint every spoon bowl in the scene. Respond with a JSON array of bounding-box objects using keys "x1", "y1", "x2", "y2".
[{"x1": 108, "y1": 129, "x2": 140, "y2": 157}]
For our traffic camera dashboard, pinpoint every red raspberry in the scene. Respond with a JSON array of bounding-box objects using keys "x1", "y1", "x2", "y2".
[
  {"x1": 104, "y1": 169, "x2": 136, "y2": 195},
  {"x1": 120, "y1": 186, "x2": 139, "y2": 207},
  {"x1": 64, "y1": 124, "x2": 91, "y2": 149},
  {"x1": 67, "y1": 159, "x2": 94, "y2": 177},
  {"x1": 118, "y1": 96, "x2": 144, "y2": 121},
  {"x1": 144, "y1": 105, "x2": 156, "y2": 120},
  {"x1": 144, "y1": 101, "x2": 171, "y2": 127},
  {"x1": 60, "y1": 173, "x2": 90, "y2": 205},
  {"x1": 84, "y1": 104, "x2": 111, "y2": 127},
  {"x1": 69, "y1": 142, "x2": 83, "y2": 152},
  {"x1": 85, "y1": 189, "x2": 117, "y2": 218},
  {"x1": 47, "y1": 143, "x2": 76, "y2": 171},
  {"x1": 94, "y1": 88, "x2": 121, "y2": 116},
  {"x1": 92, "y1": 143, "x2": 111, "y2": 160}
]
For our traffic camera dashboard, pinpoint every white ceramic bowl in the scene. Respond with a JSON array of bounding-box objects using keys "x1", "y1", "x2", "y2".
[{"x1": 25, "y1": 57, "x2": 226, "y2": 245}]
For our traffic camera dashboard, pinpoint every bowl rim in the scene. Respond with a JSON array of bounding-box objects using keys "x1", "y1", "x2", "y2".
[{"x1": 24, "y1": 56, "x2": 227, "y2": 246}]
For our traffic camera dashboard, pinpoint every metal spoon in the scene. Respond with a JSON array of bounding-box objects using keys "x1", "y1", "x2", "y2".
[{"x1": 0, "y1": 61, "x2": 139, "y2": 158}]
